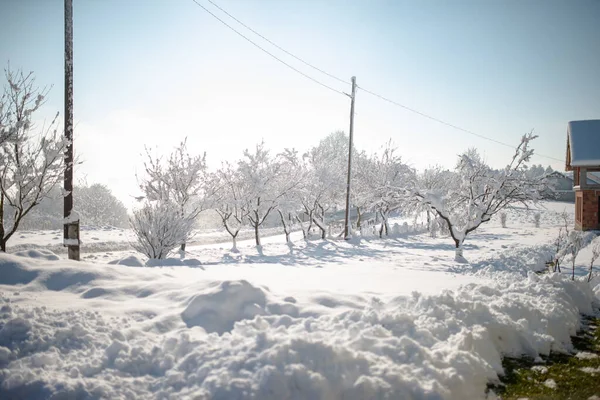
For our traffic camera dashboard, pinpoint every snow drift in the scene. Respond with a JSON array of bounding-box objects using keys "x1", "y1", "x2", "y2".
[{"x1": 0, "y1": 250, "x2": 595, "y2": 399}]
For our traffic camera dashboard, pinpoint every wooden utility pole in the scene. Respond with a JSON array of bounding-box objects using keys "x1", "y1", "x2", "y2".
[
  {"x1": 343, "y1": 76, "x2": 357, "y2": 240},
  {"x1": 64, "y1": 0, "x2": 80, "y2": 260}
]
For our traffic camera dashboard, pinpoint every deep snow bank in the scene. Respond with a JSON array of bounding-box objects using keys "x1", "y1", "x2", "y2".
[{"x1": 0, "y1": 251, "x2": 595, "y2": 399}]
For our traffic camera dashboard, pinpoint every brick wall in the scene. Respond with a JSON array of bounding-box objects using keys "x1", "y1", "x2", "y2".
[{"x1": 576, "y1": 189, "x2": 600, "y2": 231}]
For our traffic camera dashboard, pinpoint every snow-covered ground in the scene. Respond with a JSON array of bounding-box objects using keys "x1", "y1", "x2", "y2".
[{"x1": 1, "y1": 201, "x2": 598, "y2": 399}]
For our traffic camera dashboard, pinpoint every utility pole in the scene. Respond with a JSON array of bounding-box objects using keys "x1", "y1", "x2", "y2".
[
  {"x1": 64, "y1": 0, "x2": 80, "y2": 260},
  {"x1": 343, "y1": 76, "x2": 356, "y2": 240}
]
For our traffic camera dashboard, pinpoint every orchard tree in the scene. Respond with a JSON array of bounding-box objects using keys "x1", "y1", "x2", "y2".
[
  {"x1": 213, "y1": 163, "x2": 250, "y2": 252},
  {"x1": 237, "y1": 141, "x2": 301, "y2": 248},
  {"x1": 410, "y1": 166, "x2": 454, "y2": 236},
  {"x1": 138, "y1": 139, "x2": 214, "y2": 252},
  {"x1": 350, "y1": 149, "x2": 375, "y2": 230},
  {"x1": 304, "y1": 131, "x2": 349, "y2": 239},
  {"x1": 0, "y1": 67, "x2": 65, "y2": 251},
  {"x1": 366, "y1": 140, "x2": 414, "y2": 237},
  {"x1": 130, "y1": 200, "x2": 194, "y2": 259},
  {"x1": 275, "y1": 148, "x2": 304, "y2": 244},
  {"x1": 415, "y1": 133, "x2": 546, "y2": 261}
]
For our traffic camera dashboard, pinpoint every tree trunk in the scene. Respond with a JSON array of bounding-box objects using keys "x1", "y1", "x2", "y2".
[
  {"x1": 379, "y1": 210, "x2": 390, "y2": 238},
  {"x1": 454, "y1": 239, "x2": 467, "y2": 262},
  {"x1": 296, "y1": 216, "x2": 307, "y2": 239},
  {"x1": 254, "y1": 222, "x2": 261, "y2": 247},
  {"x1": 356, "y1": 207, "x2": 362, "y2": 229},
  {"x1": 426, "y1": 210, "x2": 431, "y2": 231},
  {"x1": 0, "y1": 192, "x2": 4, "y2": 252},
  {"x1": 278, "y1": 210, "x2": 291, "y2": 244},
  {"x1": 312, "y1": 215, "x2": 326, "y2": 240},
  {"x1": 180, "y1": 243, "x2": 186, "y2": 252}
]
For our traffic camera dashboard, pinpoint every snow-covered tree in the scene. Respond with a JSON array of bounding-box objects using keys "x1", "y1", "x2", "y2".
[
  {"x1": 213, "y1": 162, "x2": 250, "y2": 252},
  {"x1": 0, "y1": 67, "x2": 65, "y2": 251},
  {"x1": 411, "y1": 166, "x2": 453, "y2": 236},
  {"x1": 415, "y1": 133, "x2": 546, "y2": 261},
  {"x1": 75, "y1": 183, "x2": 128, "y2": 227},
  {"x1": 130, "y1": 200, "x2": 193, "y2": 259},
  {"x1": 274, "y1": 148, "x2": 305, "y2": 244},
  {"x1": 138, "y1": 139, "x2": 213, "y2": 251},
  {"x1": 12, "y1": 182, "x2": 128, "y2": 230},
  {"x1": 303, "y1": 131, "x2": 349, "y2": 239},
  {"x1": 237, "y1": 141, "x2": 301, "y2": 247},
  {"x1": 350, "y1": 150, "x2": 375, "y2": 230},
  {"x1": 363, "y1": 140, "x2": 414, "y2": 238}
]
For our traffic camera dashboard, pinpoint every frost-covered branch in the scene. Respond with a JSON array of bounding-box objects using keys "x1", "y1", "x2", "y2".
[
  {"x1": 0, "y1": 67, "x2": 65, "y2": 251},
  {"x1": 137, "y1": 139, "x2": 213, "y2": 252},
  {"x1": 413, "y1": 133, "x2": 545, "y2": 261}
]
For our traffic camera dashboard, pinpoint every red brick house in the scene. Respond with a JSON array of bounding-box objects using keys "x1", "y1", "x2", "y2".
[{"x1": 565, "y1": 119, "x2": 600, "y2": 230}]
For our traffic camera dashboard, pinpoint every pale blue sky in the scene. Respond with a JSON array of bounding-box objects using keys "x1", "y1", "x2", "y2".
[{"x1": 1, "y1": 0, "x2": 599, "y2": 207}]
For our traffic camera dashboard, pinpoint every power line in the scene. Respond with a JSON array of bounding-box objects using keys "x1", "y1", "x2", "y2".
[
  {"x1": 192, "y1": 0, "x2": 564, "y2": 164},
  {"x1": 205, "y1": 0, "x2": 349, "y2": 86},
  {"x1": 190, "y1": 0, "x2": 347, "y2": 97},
  {"x1": 358, "y1": 86, "x2": 564, "y2": 162}
]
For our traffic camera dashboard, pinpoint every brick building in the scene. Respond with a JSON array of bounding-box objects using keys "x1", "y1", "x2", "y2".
[{"x1": 565, "y1": 119, "x2": 600, "y2": 231}]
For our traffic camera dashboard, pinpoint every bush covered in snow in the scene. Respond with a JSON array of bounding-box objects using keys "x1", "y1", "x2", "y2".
[{"x1": 129, "y1": 200, "x2": 194, "y2": 259}]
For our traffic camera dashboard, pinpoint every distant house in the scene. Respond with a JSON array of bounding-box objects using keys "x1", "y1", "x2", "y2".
[
  {"x1": 544, "y1": 171, "x2": 575, "y2": 202},
  {"x1": 544, "y1": 171, "x2": 599, "y2": 202},
  {"x1": 565, "y1": 119, "x2": 600, "y2": 231}
]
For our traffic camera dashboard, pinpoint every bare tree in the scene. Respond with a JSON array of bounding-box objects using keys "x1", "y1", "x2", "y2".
[
  {"x1": 213, "y1": 163, "x2": 249, "y2": 252},
  {"x1": 367, "y1": 141, "x2": 414, "y2": 238},
  {"x1": 568, "y1": 231, "x2": 584, "y2": 281},
  {"x1": 588, "y1": 238, "x2": 600, "y2": 282},
  {"x1": 0, "y1": 67, "x2": 65, "y2": 251},
  {"x1": 237, "y1": 142, "x2": 301, "y2": 247},
  {"x1": 130, "y1": 200, "x2": 193, "y2": 259},
  {"x1": 138, "y1": 139, "x2": 213, "y2": 252},
  {"x1": 275, "y1": 149, "x2": 305, "y2": 244},
  {"x1": 415, "y1": 133, "x2": 546, "y2": 261},
  {"x1": 304, "y1": 132, "x2": 349, "y2": 239}
]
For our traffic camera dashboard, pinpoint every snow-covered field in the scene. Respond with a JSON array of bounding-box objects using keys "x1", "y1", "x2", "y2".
[{"x1": 1, "y1": 201, "x2": 598, "y2": 399}]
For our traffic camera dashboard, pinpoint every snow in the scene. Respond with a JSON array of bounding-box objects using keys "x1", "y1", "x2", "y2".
[
  {"x1": 0, "y1": 201, "x2": 598, "y2": 399},
  {"x1": 531, "y1": 365, "x2": 548, "y2": 374},
  {"x1": 575, "y1": 351, "x2": 599, "y2": 360},
  {"x1": 580, "y1": 367, "x2": 600, "y2": 374},
  {"x1": 63, "y1": 210, "x2": 80, "y2": 224},
  {"x1": 543, "y1": 378, "x2": 557, "y2": 389},
  {"x1": 108, "y1": 255, "x2": 145, "y2": 267},
  {"x1": 568, "y1": 119, "x2": 600, "y2": 166}
]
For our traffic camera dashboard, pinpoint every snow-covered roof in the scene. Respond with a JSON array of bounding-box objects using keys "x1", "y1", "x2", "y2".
[{"x1": 566, "y1": 120, "x2": 600, "y2": 169}]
